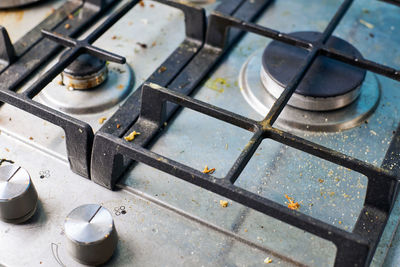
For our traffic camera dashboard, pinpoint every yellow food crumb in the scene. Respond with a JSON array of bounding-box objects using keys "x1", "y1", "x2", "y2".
[
  {"x1": 244, "y1": 229, "x2": 248, "y2": 232},
  {"x1": 219, "y1": 200, "x2": 228, "y2": 208},
  {"x1": 359, "y1": 19, "x2": 374, "y2": 29},
  {"x1": 98, "y1": 117, "x2": 107, "y2": 124},
  {"x1": 264, "y1": 257, "x2": 272, "y2": 264},
  {"x1": 202, "y1": 165, "x2": 215, "y2": 174},
  {"x1": 205, "y1": 77, "x2": 230, "y2": 93},
  {"x1": 284, "y1": 194, "x2": 300, "y2": 210},
  {"x1": 318, "y1": 178, "x2": 324, "y2": 183},
  {"x1": 338, "y1": 221, "x2": 342, "y2": 224},
  {"x1": 124, "y1": 131, "x2": 140, "y2": 141}
]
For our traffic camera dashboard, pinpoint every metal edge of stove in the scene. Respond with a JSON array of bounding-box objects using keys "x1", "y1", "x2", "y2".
[{"x1": 89, "y1": 1, "x2": 400, "y2": 266}]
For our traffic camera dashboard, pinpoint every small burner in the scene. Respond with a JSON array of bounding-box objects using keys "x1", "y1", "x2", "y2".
[
  {"x1": 40, "y1": 60, "x2": 134, "y2": 115},
  {"x1": 61, "y1": 53, "x2": 108, "y2": 90},
  {"x1": 261, "y1": 31, "x2": 366, "y2": 111}
]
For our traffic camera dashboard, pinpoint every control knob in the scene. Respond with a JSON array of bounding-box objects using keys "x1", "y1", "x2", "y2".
[
  {"x1": 64, "y1": 204, "x2": 118, "y2": 265},
  {"x1": 0, "y1": 165, "x2": 38, "y2": 223}
]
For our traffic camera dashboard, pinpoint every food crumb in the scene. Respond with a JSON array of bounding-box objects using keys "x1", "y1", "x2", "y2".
[
  {"x1": 318, "y1": 178, "x2": 324, "y2": 183},
  {"x1": 359, "y1": 19, "x2": 374, "y2": 29},
  {"x1": 264, "y1": 257, "x2": 272, "y2": 264},
  {"x1": 68, "y1": 14, "x2": 74, "y2": 20},
  {"x1": 58, "y1": 80, "x2": 64, "y2": 86},
  {"x1": 150, "y1": 3, "x2": 154, "y2": 7},
  {"x1": 65, "y1": 23, "x2": 71, "y2": 29},
  {"x1": 202, "y1": 165, "x2": 215, "y2": 174},
  {"x1": 219, "y1": 200, "x2": 228, "y2": 208},
  {"x1": 124, "y1": 131, "x2": 140, "y2": 141},
  {"x1": 117, "y1": 84, "x2": 124, "y2": 90},
  {"x1": 158, "y1": 66, "x2": 167, "y2": 73},
  {"x1": 151, "y1": 41, "x2": 157, "y2": 47},
  {"x1": 5, "y1": 148, "x2": 9, "y2": 152},
  {"x1": 284, "y1": 194, "x2": 300, "y2": 210},
  {"x1": 112, "y1": 35, "x2": 117, "y2": 40},
  {"x1": 244, "y1": 228, "x2": 248, "y2": 232},
  {"x1": 98, "y1": 117, "x2": 107, "y2": 124},
  {"x1": 29, "y1": 137, "x2": 34, "y2": 140},
  {"x1": 338, "y1": 221, "x2": 342, "y2": 224},
  {"x1": 139, "y1": 0, "x2": 145, "y2": 7},
  {"x1": 117, "y1": 124, "x2": 121, "y2": 129}
]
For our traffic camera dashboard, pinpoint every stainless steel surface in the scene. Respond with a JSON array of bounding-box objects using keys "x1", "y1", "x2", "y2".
[
  {"x1": 0, "y1": 164, "x2": 38, "y2": 223},
  {"x1": 64, "y1": 204, "x2": 118, "y2": 265},
  {"x1": 40, "y1": 62, "x2": 134, "y2": 114},
  {"x1": 260, "y1": 66, "x2": 362, "y2": 111},
  {"x1": 240, "y1": 49, "x2": 380, "y2": 131},
  {"x1": 0, "y1": 0, "x2": 399, "y2": 266},
  {"x1": 0, "y1": 0, "x2": 42, "y2": 9}
]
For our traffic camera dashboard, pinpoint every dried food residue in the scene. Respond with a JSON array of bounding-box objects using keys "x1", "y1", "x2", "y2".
[
  {"x1": 65, "y1": 23, "x2": 71, "y2": 29},
  {"x1": 124, "y1": 131, "x2": 140, "y2": 141},
  {"x1": 98, "y1": 117, "x2": 107, "y2": 124},
  {"x1": 359, "y1": 19, "x2": 374, "y2": 29},
  {"x1": 117, "y1": 84, "x2": 124, "y2": 90},
  {"x1": 136, "y1": 42, "x2": 147, "y2": 49},
  {"x1": 158, "y1": 66, "x2": 167, "y2": 73},
  {"x1": 219, "y1": 200, "x2": 228, "y2": 208},
  {"x1": 205, "y1": 77, "x2": 230, "y2": 93},
  {"x1": 284, "y1": 194, "x2": 300, "y2": 210},
  {"x1": 264, "y1": 257, "x2": 272, "y2": 264},
  {"x1": 117, "y1": 124, "x2": 121, "y2": 129},
  {"x1": 202, "y1": 165, "x2": 215, "y2": 174}
]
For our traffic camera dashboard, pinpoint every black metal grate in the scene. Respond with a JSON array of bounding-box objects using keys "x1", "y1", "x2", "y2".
[
  {"x1": 0, "y1": 0, "x2": 207, "y2": 177},
  {"x1": 90, "y1": 0, "x2": 400, "y2": 266}
]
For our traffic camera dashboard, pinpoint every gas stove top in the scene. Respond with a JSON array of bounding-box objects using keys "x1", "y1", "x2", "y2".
[{"x1": 1, "y1": 0, "x2": 400, "y2": 266}]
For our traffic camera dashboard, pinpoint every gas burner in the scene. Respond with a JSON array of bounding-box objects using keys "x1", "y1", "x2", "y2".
[
  {"x1": 239, "y1": 32, "x2": 381, "y2": 132},
  {"x1": 262, "y1": 31, "x2": 366, "y2": 111},
  {"x1": 39, "y1": 56, "x2": 134, "y2": 115},
  {"x1": 60, "y1": 53, "x2": 108, "y2": 91},
  {"x1": 0, "y1": 0, "x2": 43, "y2": 9}
]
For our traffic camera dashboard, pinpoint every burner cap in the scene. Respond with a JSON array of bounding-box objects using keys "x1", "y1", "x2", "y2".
[
  {"x1": 61, "y1": 52, "x2": 108, "y2": 90},
  {"x1": 261, "y1": 31, "x2": 366, "y2": 111}
]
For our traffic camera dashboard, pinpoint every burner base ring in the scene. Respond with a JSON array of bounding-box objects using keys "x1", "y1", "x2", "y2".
[
  {"x1": 38, "y1": 62, "x2": 134, "y2": 115},
  {"x1": 239, "y1": 49, "x2": 380, "y2": 132}
]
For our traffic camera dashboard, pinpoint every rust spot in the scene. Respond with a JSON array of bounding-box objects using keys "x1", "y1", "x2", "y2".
[{"x1": 0, "y1": 10, "x2": 25, "y2": 24}]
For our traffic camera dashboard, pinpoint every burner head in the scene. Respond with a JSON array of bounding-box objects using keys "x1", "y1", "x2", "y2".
[
  {"x1": 61, "y1": 52, "x2": 108, "y2": 90},
  {"x1": 261, "y1": 31, "x2": 366, "y2": 111}
]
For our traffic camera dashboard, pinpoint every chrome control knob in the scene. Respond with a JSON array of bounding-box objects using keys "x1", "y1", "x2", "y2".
[
  {"x1": 64, "y1": 204, "x2": 118, "y2": 265},
  {"x1": 0, "y1": 165, "x2": 38, "y2": 223}
]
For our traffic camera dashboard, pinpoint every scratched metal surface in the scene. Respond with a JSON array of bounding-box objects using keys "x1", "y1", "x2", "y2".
[{"x1": 0, "y1": 0, "x2": 399, "y2": 266}]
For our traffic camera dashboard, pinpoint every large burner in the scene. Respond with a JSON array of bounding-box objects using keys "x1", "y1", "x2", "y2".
[
  {"x1": 261, "y1": 31, "x2": 366, "y2": 111},
  {"x1": 239, "y1": 32, "x2": 381, "y2": 132}
]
